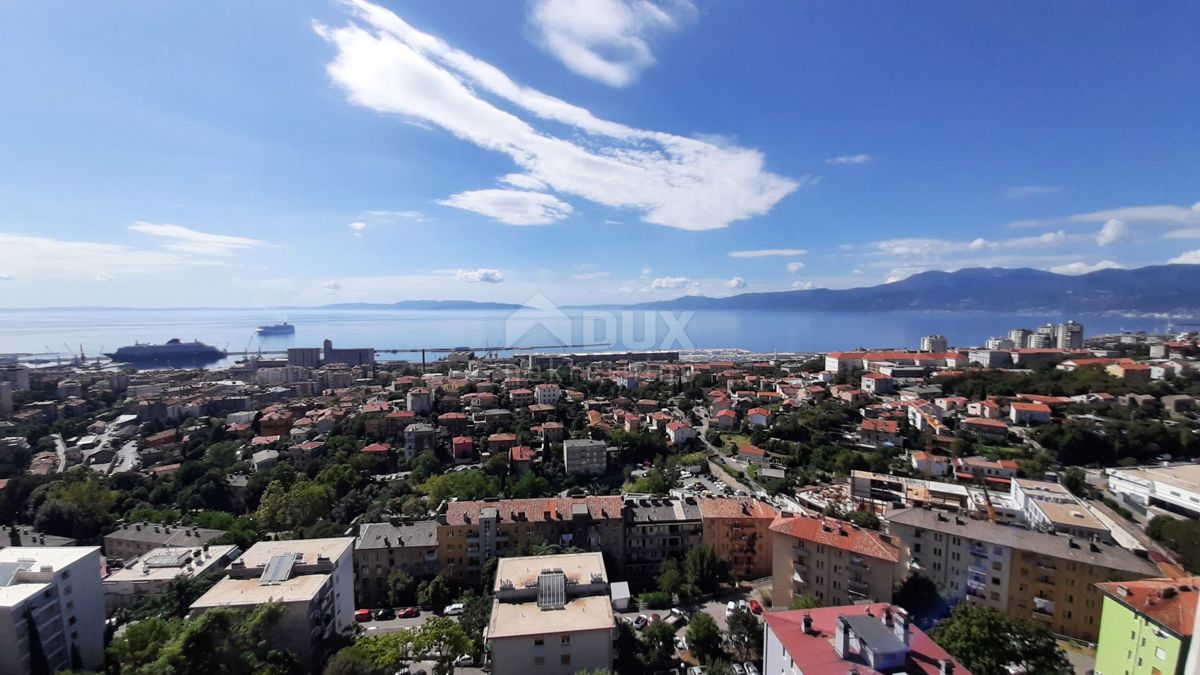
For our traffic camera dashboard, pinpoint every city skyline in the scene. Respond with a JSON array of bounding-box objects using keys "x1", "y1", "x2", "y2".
[{"x1": 0, "y1": 0, "x2": 1198, "y2": 307}]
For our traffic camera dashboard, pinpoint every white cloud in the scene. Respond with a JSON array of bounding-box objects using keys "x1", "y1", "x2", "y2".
[
  {"x1": 317, "y1": 2, "x2": 799, "y2": 231},
  {"x1": 528, "y1": 0, "x2": 697, "y2": 87},
  {"x1": 0, "y1": 232, "x2": 237, "y2": 282},
  {"x1": 852, "y1": 269, "x2": 863, "y2": 275},
  {"x1": 640, "y1": 267, "x2": 652, "y2": 277},
  {"x1": 128, "y1": 221, "x2": 266, "y2": 256},
  {"x1": 1096, "y1": 219, "x2": 1129, "y2": 246},
  {"x1": 1168, "y1": 250, "x2": 1200, "y2": 265},
  {"x1": 724, "y1": 276, "x2": 746, "y2": 289},
  {"x1": 349, "y1": 221, "x2": 367, "y2": 231},
  {"x1": 573, "y1": 270, "x2": 611, "y2": 280},
  {"x1": 456, "y1": 268, "x2": 506, "y2": 283},
  {"x1": 786, "y1": 261, "x2": 805, "y2": 274},
  {"x1": 1010, "y1": 201, "x2": 1200, "y2": 229},
  {"x1": 1164, "y1": 228, "x2": 1200, "y2": 240},
  {"x1": 791, "y1": 281, "x2": 815, "y2": 290},
  {"x1": 93, "y1": 272, "x2": 115, "y2": 282},
  {"x1": 1050, "y1": 260, "x2": 1124, "y2": 275},
  {"x1": 728, "y1": 248, "x2": 807, "y2": 258},
  {"x1": 323, "y1": 281, "x2": 342, "y2": 292},
  {"x1": 1002, "y1": 185, "x2": 1060, "y2": 199},
  {"x1": 825, "y1": 154, "x2": 872, "y2": 165},
  {"x1": 871, "y1": 231, "x2": 1069, "y2": 258},
  {"x1": 0, "y1": 273, "x2": 13, "y2": 281},
  {"x1": 649, "y1": 276, "x2": 689, "y2": 289},
  {"x1": 438, "y1": 189, "x2": 574, "y2": 226},
  {"x1": 363, "y1": 209, "x2": 425, "y2": 221},
  {"x1": 498, "y1": 173, "x2": 549, "y2": 191}
]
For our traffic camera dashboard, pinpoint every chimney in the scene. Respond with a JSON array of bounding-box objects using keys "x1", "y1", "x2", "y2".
[
  {"x1": 882, "y1": 607, "x2": 894, "y2": 627},
  {"x1": 893, "y1": 607, "x2": 911, "y2": 647},
  {"x1": 802, "y1": 613, "x2": 814, "y2": 634},
  {"x1": 8, "y1": 526, "x2": 19, "y2": 547},
  {"x1": 834, "y1": 617, "x2": 851, "y2": 658},
  {"x1": 938, "y1": 659, "x2": 955, "y2": 675}
]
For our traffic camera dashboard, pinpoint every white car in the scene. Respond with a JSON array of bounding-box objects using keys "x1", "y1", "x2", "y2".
[
  {"x1": 744, "y1": 664, "x2": 760, "y2": 675},
  {"x1": 732, "y1": 664, "x2": 747, "y2": 675},
  {"x1": 443, "y1": 603, "x2": 465, "y2": 616},
  {"x1": 674, "y1": 636, "x2": 688, "y2": 652},
  {"x1": 453, "y1": 655, "x2": 473, "y2": 667},
  {"x1": 725, "y1": 601, "x2": 737, "y2": 618}
]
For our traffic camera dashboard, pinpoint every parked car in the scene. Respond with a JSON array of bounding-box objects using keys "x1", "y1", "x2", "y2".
[
  {"x1": 674, "y1": 636, "x2": 688, "y2": 652},
  {"x1": 453, "y1": 655, "x2": 474, "y2": 667},
  {"x1": 397, "y1": 606, "x2": 420, "y2": 619},
  {"x1": 744, "y1": 663, "x2": 760, "y2": 675},
  {"x1": 725, "y1": 601, "x2": 737, "y2": 618},
  {"x1": 748, "y1": 599, "x2": 763, "y2": 615},
  {"x1": 355, "y1": 609, "x2": 372, "y2": 622},
  {"x1": 443, "y1": 603, "x2": 465, "y2": 616},
  {"x1": 732, "y1": 664, "x2": 747, "y2": 675},
  {"x1": 633, "y1": 614, "x2": 650, "y2": 630},
  {"x1": 374, "y1": 608, "x2": 396, "y2": 621},
  {"x1": 686, "y1": 668, "x2": 706, "y2": 675}
]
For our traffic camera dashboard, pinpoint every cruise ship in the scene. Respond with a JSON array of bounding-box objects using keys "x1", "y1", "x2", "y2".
[
  {"x1": 106, "y1": 339, "x2": 226, "y2": 365},
  {"x1": 256, "y1": 322, "x2": 295, "y2": 336}
]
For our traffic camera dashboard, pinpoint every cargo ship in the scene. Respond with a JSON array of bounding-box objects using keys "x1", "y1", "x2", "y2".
[
  {"x1": 256, "y1": 322, "x2": 295, "y2": 336},
  {"x1": 106, "y1": 339, "x2": 226, "y2": 365}
]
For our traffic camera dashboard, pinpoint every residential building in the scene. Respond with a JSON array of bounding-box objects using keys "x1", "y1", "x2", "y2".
[
  {"x1": 1106, "y1": 464, "x2": 1200, "y2": 519},
  {"x1": 534, "y1": 383, "x2": 562, "y2": 406},
  {"x1": 1008, "y1": 328, "x2": 1033, "y2": 348},
  {"x1": 353, "y1": 521, "x2": 439, "y2": 607},
  {"x1": 952, "y1": 456, "x2": 1018, "y2": 483},
  {"x1": 509, "y1": 445, "x2": 534, "y2": 473},
  {"x1": 0, "y1": 546, "x2": 106, "y2": 673},
  {"x1": 920, "y1": 335, "x2": 948, "y2": 353},
  {"x1": 1010, "y1": 478, "x2": 1111, "y2": 542},
  {"x1": 887, "y1": 507, "x2": 1159, "y2": 641},
  {"x1": 960, "y1": 416, "x2": 1009, "y2": 438},
  {"x1": 985, "y1": 336, "x2": 1015, "y2": 350},
  {"x1": 451, "y1": 435, "x2": 474, "y2": 462},
  {"x1": 860, "y1": 418, "x2": 901, "y2": 446},
  {"x1": 103, "y1": 544, "x2": 239, "y2": 611},
  {"x1": 405, "y1": 388, "x2": 432, "y2": 415},
  {"x1": 0, "y1": 526, "x2": 75, "y2": 550},
  {"x1": 1057, "y1": 320, "x2": 1084, "y2": 350},
  {"x1": 910, "y1": 451, "x2": 949, "y2": 477},
  {"x1": 1094, "y1": 577, "x2": 1198, "y2": 675},
  {"x1": 763, "y1": 604, "x2": 970, "y2": 675},
  {"x1": 562, "y1": 439, "x2": 607, "y2": 476},
  {"x1": 770, "y1": 513, "x2": 901, "y2": 608},
  {"x1": 190, "y1": 537, "x2": 356, "y2": 668},
  {"x1": 861, "y1": 372, "x2": 894, "y2": 395},
  {"x1": 665, "y1": 420, "x2": 696, "y2": 445},
  {"x1": 102, "y1": 522, "x2": 225, "y2": 561},
  {"x1": 487, "y1": 553, "x2": 615, "y2": 675},
  {"x1": 738, "y1": 444, "x2": 768, "y2": 466},
  {"x1": 403, "y1": 423, "x2": 436, "y2": 458},
  {"x1": 622, "y1": 496, "x2": 702, "y2": 579},
  {"x1": 746, "y1": 407, "x2": 771, "y2": 427},
  {"x1": 1010, "y1": 401, "x2": 1052, "y2": 425},
  {"x1": 850, "y1": 470, "x2": 970, "y2": 512},
  {"x1": 698, "y1": 497, "x2": 777, "y2": 580},
  {"x1": 437, "y1": 497, "x2": 625, "y2": 582}
]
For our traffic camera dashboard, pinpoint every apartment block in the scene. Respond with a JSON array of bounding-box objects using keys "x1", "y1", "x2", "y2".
[
  {"x1": 103, "y1": 544, "x2": 239, "y2": 611},
  {"x1": 770, "y1": 513, "x2": 901, "y2": 609},
  {"x1": 437, "y1": 497, "x2": 625, "y2": 582},
  {"x1": 1094, "y1": 577, "x2": 1198, "y2": 675},
  {"x1": 102, "y1": 522, "x2": 226, "y2": 561},
  {"x1": 487, "y1": 553, "x2": 615, "y2": 675},
  {"x1": 697, "y1": 497, "x2": 777, "y2": 580},
  {"x1": 622, "y1": 496, "x2": 702, "y2": 579},
  {"x1": 887, "y1": 507, "x2": 1159, "y2": 642},
  {"x1": 562, "y1": 439, "x2": 607, "y2": 476},
  {"x1": 0, "y1": 547, "x2": 105, "y2": 673},
  {"x1": 353, "y1": 521, "x2": 439, "y2": 607},
  {"x1": 190, "y1": 537, "x2": 355, "y2": 668}
]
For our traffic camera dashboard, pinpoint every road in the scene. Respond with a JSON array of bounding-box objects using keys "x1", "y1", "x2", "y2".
[{"x1": 51, "y1": 433, "x2": 67, "y2": 473}]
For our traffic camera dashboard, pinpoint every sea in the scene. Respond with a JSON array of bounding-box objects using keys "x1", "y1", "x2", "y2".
[{"x1": 0, "y1": 307, "x2": 1177, "y2": 368}]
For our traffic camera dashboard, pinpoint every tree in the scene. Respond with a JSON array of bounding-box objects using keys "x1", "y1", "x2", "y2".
[
  {"x1": 418, "y1": 573, "x2": 456, "y2": 610},
  {"x1": 845, "y1": 509, "x2": 881, "y2": 530},
  {"x1": 410, "y1": 616, "x2": 472, "y2": 675},
  {"x1": 457, "y1": 591, "x2": 492, "y2": 655},
  {"x1": 255, "y1": 479, "x2": 332, "y2": 532},
  {"x1": 386, "y1": 570, "x2": 417, "y2": 607},
  {"x1": 1061, "y1": 467, "x2": 1090, "y2": 498},
  {"x1": 684, "y1": 545, "x2": 729, "y2": 594},
  {"x1": 641, "y1": 619, "x2": 677, "y2": 670},
  {"x1": 686, "y1": 611, "x2": 724, "y2": 664},
  {"x1": 892, "y1": 573, "x2": 950, "y2": 628},
  {"x1": 789, "y1": 594, "x2": 821, "y2": 610},
  {"x1": 932, "y1": 604, "x2": 1070, "y2": 675},
  {"x1": 657, "y1": 558, "x2": 687, "y2": 598},
  {"x1": 726, "y1": 608, "x2": 763, "y2": 661},
  {"x1": 323, "y1": 649, "x2": 386, "y2": 675},
  {"x1": 706, "y1": 661, "x2": 735, "y2": 675}
]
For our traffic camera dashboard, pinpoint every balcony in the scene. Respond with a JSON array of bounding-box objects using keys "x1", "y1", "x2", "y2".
[
  {"x1": 793, "y1": 545, "x2": 809, "y2": 559},
  {"x1": 967, "y1": 564, "x2": 988, "y2": 576},
  {"x1": 847, "y1": 579, "x2": 871, "y2": 595},
  {"x1": 1035, "y1": 558, "x2": 1057, "y2": 571},
  {"x1": 968, "y1": 545, "x2": 988, "y2": 558},
  {"x1": 1031, "y1": 607, "x2": 1054, "y2": 621},
  {"x1": 1035, "y1": 575, "x2": 1056, "y2": 586},
  {"x1": 849, "y1": 555, "x2": 866, "y2": 568}
]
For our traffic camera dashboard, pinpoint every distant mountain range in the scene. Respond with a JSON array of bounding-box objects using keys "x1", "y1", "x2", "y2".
[
  {"x1": 320, "y1": 300, "x2": 525, "y2": 310},
  {"x1": 630, "y1": 265, "x2": 1200, "y2": 315}
]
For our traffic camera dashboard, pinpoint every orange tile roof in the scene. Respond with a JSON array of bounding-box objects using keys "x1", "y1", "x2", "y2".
[
  {"x1": 1096, "y1": 577, "x2": 1200, "y2": 636},
  {"x1": 697, "y1": 497, "x2": 777, "y2": 520},
  {"x1": 769, "y1": 514, "x2": 900, "y2": 563},
  {"x1": 443, "y1": 496, "x2": 623, "y2": 526}
]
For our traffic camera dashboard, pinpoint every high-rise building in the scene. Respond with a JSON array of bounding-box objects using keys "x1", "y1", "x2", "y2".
[
  {"x1": 0, "y1": 547, "x2": 106, "y2": 673},
  {"x1": 1094, "y1": 577, "x2": 1198, "y2": 675},
  {"x1": 1008, "y1": 328, "x2": 1032, "y2": 348},
  {"x1": 769, "y1": 513, "x2": 901, "y2": 609},
  {"x1": 1028, "y1": 332, "x2": 1054, "y2": 348},
  {"x1": 985, "y1": 337, "x2": 1014, "y2": 350},
  {"x1": 919, "y1": 335, "x2": 948, "y2": 353},
  {"x1": 1056, "y1": 320, "x2": 1084, "y2": 349},
  {"x1": 562, "y1": 439, "x2": 607, "y2": 476}
]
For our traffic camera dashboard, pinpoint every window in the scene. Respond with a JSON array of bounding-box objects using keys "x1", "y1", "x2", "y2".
[
  {"x1": 534, "y1": 639, "x2": 544, "y2": 647},
  {"x1": 560, "y1": 655, "x2": 571, "y2": 666},
  {"x1": 1155, "y1": 647, "x2": 1167, "y2": 660},
  {"x1": 560, "y1": 635, "x2": 571, "y2": 645},
  {"x1": 534, "y1": 657, "x2": 544, "y2": 666}
]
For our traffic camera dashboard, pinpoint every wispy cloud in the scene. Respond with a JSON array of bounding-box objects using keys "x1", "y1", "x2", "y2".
[
  {"x1": 1002, "y1": 185, "x2": 1060, "y2": 199},
  {"x1": 1096, "y1": 219, "x2": 1130, "y2": 246},
  {"x1": 870, "y1": 231, "x2": 1071, "y2": 258},
  {"x1": 1009, "y1": 201, "x2": 1200, "y2": 229},
  {"x1": 648, "y1": 276, "x2": 690, "y2": 290},
  {"x1": 792, "y1": 280, "x2": 815, "y2": 290},
  {"x1": 527, "y1": 0, "x2": 697, "y2": 87},
  {"x1": 825, "y1": 154, "x2": 872, "y2": 165},
  {"x1": 0, "y1": 231, "x2": 238, "y2": 282},
  {"x1": 363, "y1": 209, "x2": 425, "y2": 222},
  {"x1": 1169, "y1": 250, "x2": 1200, "y2": 265},
  {"x1": 724, "y1": 276, "x2": 746, "y2": 289},
  {"x1": 786, "y1": 261, "x2": 805, "y2": 274},
  {"x1": 439, "y1": 189, "x2": 574, "y2": 226},
  {"x1": 128, "y1": 221, "x2": 266, "y2": 256},
  {"x1": 456, "y1": 268, "x2": 505, "y2": 283},
  {"x1": 1050, "y1": 260, "x2": 1124, "y2": 275},
  {"x1": 316, "y1": 1, "x2": 799, "y2": 231},
  {"x1": 728, "y1": 248, "x2": 807, "y2": 258}
]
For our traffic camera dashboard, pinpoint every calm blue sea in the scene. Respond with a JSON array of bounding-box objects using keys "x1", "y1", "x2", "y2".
[{"x1": 0, "y1": 307, "x2": 1172, "y2": 366}]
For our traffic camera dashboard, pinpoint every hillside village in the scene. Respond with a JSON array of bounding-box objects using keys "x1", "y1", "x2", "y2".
[{"x1": 1, "y1": 323, "x2": 1200, "y2": 674}]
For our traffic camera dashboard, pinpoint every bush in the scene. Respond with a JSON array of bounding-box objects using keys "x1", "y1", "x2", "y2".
[
  {"x1": 638, "y1": 591, "x2": 673, "y2": 609},
  {"x1": 1146, "y1": 516, "x2": 1200, "y2": 573}
]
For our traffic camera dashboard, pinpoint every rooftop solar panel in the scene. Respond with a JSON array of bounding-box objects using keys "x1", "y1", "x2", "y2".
[
  {"x1": 537, "y1": 569, "x2": 566, "y2": 610},
  {"x1": 259, "y1": 552, "x2": 297, "y2": 586}
]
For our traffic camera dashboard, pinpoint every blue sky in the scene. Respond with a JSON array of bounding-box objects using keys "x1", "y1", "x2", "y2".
[{"x1": 0, "y1": 0, "x2": 1197, "y2": 308}]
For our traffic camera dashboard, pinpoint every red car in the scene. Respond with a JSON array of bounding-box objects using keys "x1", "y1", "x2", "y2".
[
  {"x1": 354, "y1": 609, "x2": 371, "y2": 622},
  {"x1": 397, "y1": 606, "x2": 421, "y2": 619},
  {"x1": 748, "y1": 600, "x2": 763, "y2": 615}
]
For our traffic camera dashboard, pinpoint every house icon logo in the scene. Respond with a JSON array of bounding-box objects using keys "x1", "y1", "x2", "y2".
[{"x1": 504, "y1": 293, "x2": 574, "y2": 348}]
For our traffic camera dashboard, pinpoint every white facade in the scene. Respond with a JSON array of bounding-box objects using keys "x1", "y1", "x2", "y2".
[
  {"x1": 920, "y1": 335, "x2": 948, "y2": 353},
  {"x1": 562, "y1": 439, "x2": 607, "y2": 476},
  {"x1": 1106, "y1": 465, "x2": 1200, "y2": 519},
  {"x1": 534, "y1": 384, "x2": 562, "y2": 406},
  {"x1": 0, "y1": 547, "x2": 106, "y2": 674},
  {"x1": 103, "y1": 544, "x2": 239, "y2": 611}
]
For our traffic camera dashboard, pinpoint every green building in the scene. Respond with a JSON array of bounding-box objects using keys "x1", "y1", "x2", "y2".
[{"x1": 1094, "y1": 577, "x2": 1197, "y2": 675}]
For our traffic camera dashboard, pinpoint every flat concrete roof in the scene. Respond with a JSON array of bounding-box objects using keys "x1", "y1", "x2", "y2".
[
  {"x1": 191, "y1": 573, "x2": 328, "y2": 608},
  {"x1": 493, "y1": 552, "x2": 607, "y2": 593},
  {"x1": 104, "y1": 544, "x2": 238, "y2": 584},
  {"x1": 487, "y1": 595, "x2": 614, "y2": 640},
  {"x1": 1111, "y1": 464, "x2": 1200, "y2": 495},
  {"x1": 236, "y1": 537, "x2": 352, "y2": 568}
]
